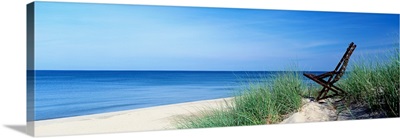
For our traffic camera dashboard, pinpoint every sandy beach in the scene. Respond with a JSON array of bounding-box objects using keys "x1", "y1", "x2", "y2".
[
  {"x1": 32, "y1": 97, "x2": 233, "y2": 137},
  {"x1": 32, "y1": 96, "x2": 385, "y2": 137}
]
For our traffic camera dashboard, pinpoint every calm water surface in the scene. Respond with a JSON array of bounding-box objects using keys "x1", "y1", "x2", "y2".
[{"x1": 33, "y1": 71, "x2": 320, "y2": 120}]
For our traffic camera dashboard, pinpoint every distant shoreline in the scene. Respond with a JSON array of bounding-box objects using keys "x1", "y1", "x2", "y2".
[{"x1": 33, "y1": 96, "x2": 234, "y2": 121}]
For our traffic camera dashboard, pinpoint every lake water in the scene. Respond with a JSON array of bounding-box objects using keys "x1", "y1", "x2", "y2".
[{"x1": 32, "y1": 70, "x2": 320, "y2": 120}]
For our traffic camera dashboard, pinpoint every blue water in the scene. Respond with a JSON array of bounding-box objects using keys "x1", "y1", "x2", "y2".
[{"x1": 33, "y1": 71, "x2": 321, "y2": 121}]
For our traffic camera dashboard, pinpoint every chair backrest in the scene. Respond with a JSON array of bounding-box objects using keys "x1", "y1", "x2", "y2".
[{"x1": 332, "y1": 42, "x2": 357, "y2": 83}]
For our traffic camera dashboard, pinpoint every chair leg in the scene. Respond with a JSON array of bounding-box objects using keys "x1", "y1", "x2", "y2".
[
  {"x1": 331, "y1": 84, "x2": 347, "y2": 96},
  {"x1": 321, "y1": 85, "x2": 336, "y2": 99},
  {"x1": 316, "y1": 87, "x2": 329, "y2": 101},
  {"x1": 318, "y1": 85, "x2": 347, "y2": 101},
  {"x1": 304, "y1": 74, "x2": 348, "y2": 101}
]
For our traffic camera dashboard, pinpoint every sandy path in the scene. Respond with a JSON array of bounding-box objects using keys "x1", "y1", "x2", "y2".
[
  {"x1": 280, "y1": 98, "x2": 386, "y2": 124},
  {"x1": 280, "y1": 99, "x2": 337, "y2": 124},
  {"x1": 33, "y1": 98, "x2": 233, "y2": 137}
]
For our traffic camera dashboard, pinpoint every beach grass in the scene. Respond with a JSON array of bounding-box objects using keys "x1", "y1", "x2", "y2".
[
  {"x1": 175, "y1": 70, "x2": 304, "y2": 128},
  {"x1": 302, "y1": 47, "x2": 399, "y2": 117},
  {"x1": 339, "y1": 48, "x2": 399, "y2": 117},
  {"x1": 175, "y1": 46, "x2": 399, "y2": 129}
]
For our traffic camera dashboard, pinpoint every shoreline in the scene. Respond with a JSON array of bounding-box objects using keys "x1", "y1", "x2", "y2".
[{"x1": 33, "y1": 97, "x2": 233, "y2": 136}]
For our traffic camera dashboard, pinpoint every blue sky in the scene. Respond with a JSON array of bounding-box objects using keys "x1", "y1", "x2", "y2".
[{"x1": 34, "y1": 2, "x2": 399, "y2": 71}]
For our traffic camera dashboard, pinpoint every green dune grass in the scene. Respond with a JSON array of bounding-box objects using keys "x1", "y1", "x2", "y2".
[
  {"x1": 174, "y1": 47, "x2": 399, "y2": 129},
  {"x1": 339, "y1": 48, "x2": 399, "y2": 117},
  {"x1": 174, "y1": 71, "x2": 304, "y2": 128}
]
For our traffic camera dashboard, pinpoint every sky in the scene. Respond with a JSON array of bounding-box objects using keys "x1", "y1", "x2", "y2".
[{"x1": 34, "y1": 2, "x2": 399, "y2": 71}]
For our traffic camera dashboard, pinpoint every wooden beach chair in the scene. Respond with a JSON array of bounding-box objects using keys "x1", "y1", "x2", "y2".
[{"x1": 303, "y1": 42, "x2": 356, "y2": 101}]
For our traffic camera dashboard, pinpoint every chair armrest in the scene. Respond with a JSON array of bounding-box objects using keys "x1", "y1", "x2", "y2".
[{"x1": 316, "y1": 71, "x2": 336, "y2": 78}]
